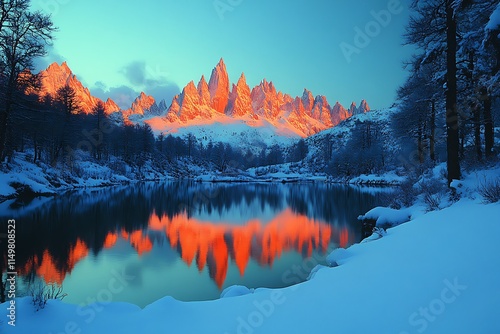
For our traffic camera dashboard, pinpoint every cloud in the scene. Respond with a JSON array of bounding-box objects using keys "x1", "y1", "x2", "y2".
[
  {"x1": 33, "y1": 46, "x2": 66, "y2": 71},
  {"x1": 147, "y1": 84, "x2": 180, "y2": 105},
  {"x1": 121, "y1": 61, "x2": 147, "y2": 87},
  {"x1": 84, "y1": 60, "x2": 183, "y2": 110},
  {"x1": 120, "y1": 60, "x2": 180, "y2": 105},
  {"x1": 91, "y1": 83, "x2": 139, "y2": 110}
]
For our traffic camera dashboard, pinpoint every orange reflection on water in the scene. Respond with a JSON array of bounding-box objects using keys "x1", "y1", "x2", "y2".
[
  {"x1": 104, "y1": 232, "x2": 118, "y2": 248},
  {"x1": 16, "y1": 211, "x2": 350, "y2": 289},
  {"x1": 148, "y1": 209, "x2": 337, "y2": 288},
  {"x1": 118, "y1": 230, "x2": 153, "y2": 256},
  {"x1": 21, "y1": 239, "x2": 89, "y2": 285}
]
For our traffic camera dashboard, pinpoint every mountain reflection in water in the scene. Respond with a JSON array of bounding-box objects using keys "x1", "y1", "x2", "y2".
[{"x1": 0, "y1": 182, "x2": 384, "y2": 305}]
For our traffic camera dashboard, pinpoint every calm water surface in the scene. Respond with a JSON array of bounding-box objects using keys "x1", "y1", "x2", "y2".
[{"x1": 0, "y1": 182, "x2": 386, "y2": 307}]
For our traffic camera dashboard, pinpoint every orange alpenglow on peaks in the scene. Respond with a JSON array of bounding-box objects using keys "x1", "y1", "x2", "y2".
[
  {"x1": 226, "y1": 72, "x2": 252, "y2": 117},
  {"x1": 32, "y1": 60, "x2": 370, "y2": 138},
  {"x1": 36, "y1": 62, "x2": 120, "y2": 114},
  {"x1": 208, "y1": 58, "x2": 230, "y2": 113}
]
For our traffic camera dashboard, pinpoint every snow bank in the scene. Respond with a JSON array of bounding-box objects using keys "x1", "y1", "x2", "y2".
[
  {"x1": 349, "y1": 171, "x2": 405, "y2": 185},
  {"x1": 220, "y1": 285, "x2": 254, "y2": 299},
  {"x1": 0, "y1": 150, "x2": 175, "y2": 202},
  {"x1": 325, "y1": 247, "x2": 351, "y2": 266},
  {"x1": 2, "y1": 199, "x2": 499, "y2": 333},
  {"x1": 0, "y1": 153, "x2": 55, "y2": 197},
  {"x1": 358, "y1": 206, "x2": 412, "y2": 227},
  {"x1": 486, "y1": 3, "x2": 500, "y2": 30}
]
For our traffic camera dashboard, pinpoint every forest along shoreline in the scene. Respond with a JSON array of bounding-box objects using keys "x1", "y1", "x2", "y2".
[{"x1": 0, "y1": 150, "x2": 401, "y2": 206}]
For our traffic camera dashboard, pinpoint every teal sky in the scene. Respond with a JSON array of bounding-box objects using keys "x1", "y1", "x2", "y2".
[{"x1": 32, "y1": 0, "x2": 414, "y2": 110}]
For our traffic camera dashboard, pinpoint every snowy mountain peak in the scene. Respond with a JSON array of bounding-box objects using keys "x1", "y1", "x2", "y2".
[
  {"x1": 226, "y1": 73, "x2": 252, "y2": 117},
  {"x1": 331, "y1": 101, "x2": 350, "y2": 126},
  {"x1": 197, "y1": 75, "x2": 211, "y2": 107},
  {"x1": 301, "y1": 89, "x2": 315, "y2": 114},
  {"x1": 349, "y1": 102, "x2": 358, "y2": 115},
  {"x1": 358, "y1": 99, "x2": 370, "y2": 114},
  {"x1": 208, "y1": 58, "x2": 230, "y2": 113},
  {"x1": 35, "y1": 61, "x2": 370, "y2": 140},
  {"x1": 124, "y1": 91, "x2": 159, "y2": 118},
  {"x1": 38, "y1": 62, "x2": 120, "y2": 115},
  {"x1": 104, "y1": 98, "x2": 120, "y2": 113}
]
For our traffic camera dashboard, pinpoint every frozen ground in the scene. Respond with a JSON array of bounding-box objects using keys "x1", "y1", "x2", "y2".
[{"x1": 1, "y1": 164, "x2": 499, "y2": 333}]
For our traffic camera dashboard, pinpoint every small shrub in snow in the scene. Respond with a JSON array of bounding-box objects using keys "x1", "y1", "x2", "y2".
[
  {"x1": 478, "y1": 178, "x2": 500, "y2": 203},
  {"x1": 109, "y1": 160, "x2": 128, "y2": 175},
  {"x1": 391, "y1": 176, "x2": 418, "y2": 208},
  {"x1": 361, "y1": 227, "x2": 387, "y2": 243},
  {"x1": 29, "y1": 282, "x2": 67, "y2": 311},
  {"x1": 419, "y1": 179, "x2": 446, "y2": 211},
  {"x1": 372, "y1": 227, "x2": 387, "y2": 238},
  {"x1": 424, "y1": 193, "x2": 443, "y2": 211},
  {"x1": 73, "y1": 164, "x2": 85, "y2": 178}
]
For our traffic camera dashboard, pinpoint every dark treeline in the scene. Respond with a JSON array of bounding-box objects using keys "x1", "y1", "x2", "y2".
[
  {"x1": 0, "y1": 1, "x2": 308, "y2": 176},
  {"x1": 398, "y1": 0, "x2": 500, "y2": 183},
  {"x1": 323, "y1": 0, "x2": 500, "y2": 183},
  {"x1": 4, "y1": 84, "x2": 307, "y2": 175}
]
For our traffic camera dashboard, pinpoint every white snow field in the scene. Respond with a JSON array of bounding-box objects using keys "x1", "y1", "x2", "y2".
[{"x1": 1, "y1": 167, "x2": 499, "y2": 333}]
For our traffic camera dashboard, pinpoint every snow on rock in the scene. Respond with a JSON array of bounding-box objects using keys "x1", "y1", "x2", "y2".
[
  {"x1": 326, "y1": 247, "x2": 351, "y2": 266},
  {"x1": 220, "y1": 285, "x2": 254, "y2": 298},
  {"x1": 349, "y1": 171, "x2": 406, "y2": 185},
  {"x1": 361, "y1": 227, "x2": 387, "y2": 243},
  {"x1": 306, "y1": 264, "x2": 329, "y2": 281},
  {"x1": 486, "y1": 3, "x2": 500, "y2": 31},
  {"x1": 0, "y1": 152, "x2": 56, "y2": 197},
  {"x1": 0, "y1": 150, "x2": 174, "y2": 203},
  {"x1": 358, "y1": 206, "x2": 412, "y2": 227}
]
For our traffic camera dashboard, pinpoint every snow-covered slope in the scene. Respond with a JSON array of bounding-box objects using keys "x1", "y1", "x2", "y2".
[
  {"x1": 146, "y1": 114, "x2": 298, "y2": 150},
  {"x1": 2, "y1": 167, "x2": 499, "y2": 333}
]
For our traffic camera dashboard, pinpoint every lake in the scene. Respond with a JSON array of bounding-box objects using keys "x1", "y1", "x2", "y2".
[{"x1": 0, "y1": 182, "x2": 386, "y2": 308}]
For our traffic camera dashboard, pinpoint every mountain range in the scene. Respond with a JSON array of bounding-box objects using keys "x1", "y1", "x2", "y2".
[{"x1": 36, "y1": 59, "x2": 370, "y2": 138}]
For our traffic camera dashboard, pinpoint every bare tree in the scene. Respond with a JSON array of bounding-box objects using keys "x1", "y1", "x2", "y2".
[{"x1": 0, "y1": 0, "x2": 56, "y2": 161}]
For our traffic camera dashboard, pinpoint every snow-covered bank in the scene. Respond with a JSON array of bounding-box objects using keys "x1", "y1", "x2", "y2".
[
  {"x1": 2, "y1": 170, "x2": 499, "y2": 333},
  {"x1": 0, "y1": 151, "x2": 175, "y2": 202}
]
